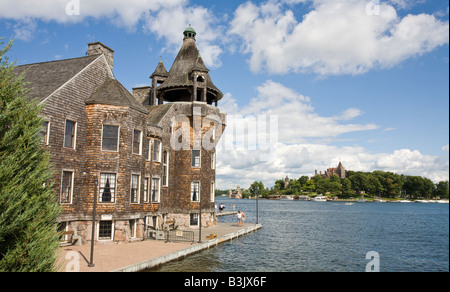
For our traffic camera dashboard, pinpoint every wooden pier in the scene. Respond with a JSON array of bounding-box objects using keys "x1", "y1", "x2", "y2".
[{"x1": 216, "y1": 211, "x2": 238, "y2": 217}]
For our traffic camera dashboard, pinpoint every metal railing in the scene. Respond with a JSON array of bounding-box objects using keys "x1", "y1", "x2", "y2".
[
  {"x1": 165, "y1": 230, "x2": 195, "y2": 243},
  {"x1": 145, "y1": 228, "x2": 195, "y2": 244}
]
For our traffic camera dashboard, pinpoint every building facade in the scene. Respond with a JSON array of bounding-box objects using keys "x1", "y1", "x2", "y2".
[{"x1": 15, "y1": 27, "x2": 226, "y2": 244}]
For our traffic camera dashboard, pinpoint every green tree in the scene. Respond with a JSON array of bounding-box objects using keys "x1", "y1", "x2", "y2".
[
  {"x1": 421, "y1": 177, "x2": 435, "y2": 199},
  {"x1": 434, "y1": 181, "x2": 449, "y2": 199},
  {"x1": 304, "y1": 179, "x2": 315, "y2": 193},
  {"x1": 403, "y1": 176, "x2": 433, "y2": 199},
  {"x1": 249, "y1": 181, "x2": 266, "y2": 197},
  {"x1": 328, "y1": 175, "x2": 342, "y2": 194},
  {"x1": 340, "y1": 178, "x2": 354, "y2": 198},
  {"x1": 0, "y1": 40, "x2": 61, "y2": 272},
  {"x1": 274, "y1": 179, "x2": 284, "y2": 191},
  {"x1": 313, "y1": 175, "x2": 328, "y2": 194},
  {"x1": 298, "y1": 176, "x2": 309, "y2": 189},
  {"x1": 348, "y1": 172, "x2": 368, "y2": 195},
  {"x1": 287, "y1": 179, "x2": 301, "y2": 194}
]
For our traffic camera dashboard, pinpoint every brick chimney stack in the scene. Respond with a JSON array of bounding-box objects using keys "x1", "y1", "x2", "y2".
[{"x1": 88, "y1": 42, "x2": 114, "y2": 71}]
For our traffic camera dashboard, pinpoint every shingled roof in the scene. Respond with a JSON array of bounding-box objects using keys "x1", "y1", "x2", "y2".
[
  {"x1": 14, "y1": 55, "x2": 101, "y2": 102},
  {"x1": 146, "y1": 103, "x2": 173, "y2": 127},
  {"x1": 150, "y1": 57, "x2": 169, "y2": 78},
  {"x1": 86, "y1": 78, "x2": 149, "y2": 114},
  {"x1": 157, "y1": 32, "x2": 223, "y2": 101}
]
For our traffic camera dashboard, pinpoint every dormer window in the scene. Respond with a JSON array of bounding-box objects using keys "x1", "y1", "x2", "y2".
[{"x1": 197, "y1": 76, "x2": 204, "y2": 83}]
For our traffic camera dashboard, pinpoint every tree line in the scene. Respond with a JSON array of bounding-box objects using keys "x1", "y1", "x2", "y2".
[{"x1": 244, "y1": 171, "x2": 449, "y2": 200}]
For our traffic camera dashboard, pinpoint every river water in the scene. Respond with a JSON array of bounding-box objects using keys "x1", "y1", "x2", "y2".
[{"x1": 149, "y1": 198, "x2": 449, "y2": 272}]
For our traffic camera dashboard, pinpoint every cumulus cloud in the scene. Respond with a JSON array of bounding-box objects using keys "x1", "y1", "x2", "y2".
[
  {"x1": 229, "y1": 0, "x2": 449, "y2": 75},
  {"x1": 0, "y1": 0, "x2": 183, "y2": 25},
  {"x1": 221, "y1": 80, "x2": 378, "y2": 144},
  {"x1": 0, "y1": 0, "x2": 224, "y2": 67},
  {"x1": 216, "y1": 81, "x2": 449, "y2": 189},
  {"x1": 142, "y1": 3, "x2": 224, "y2": 68}
]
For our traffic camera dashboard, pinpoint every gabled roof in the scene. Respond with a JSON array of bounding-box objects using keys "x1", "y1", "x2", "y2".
[
  {"x1": 14, "y1": 55, "x2": 101, "y2": 102},
  {"x1": 86, "y1": 78, "x2": 149, "y2": 114}
]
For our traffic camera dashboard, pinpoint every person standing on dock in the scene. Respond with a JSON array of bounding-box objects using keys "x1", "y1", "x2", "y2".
[{"x1": 237, "y1": 210, "x2": 245, "y2": 226}]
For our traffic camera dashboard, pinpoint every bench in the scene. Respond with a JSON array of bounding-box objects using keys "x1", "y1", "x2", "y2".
[
  {"x1": 60, "y1": 231, "x2": 76, "y2": 246},
  {"x1": 162, "y1": 220, "x2": 178, "y2": 231}
]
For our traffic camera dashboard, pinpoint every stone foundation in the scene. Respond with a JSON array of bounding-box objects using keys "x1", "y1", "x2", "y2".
[
  {"x1": 63, "y1": 214, "x2": 216, "y2": 245},
  {"x1": 165, "y1": 212, "x2": 217, "y2": 229}
]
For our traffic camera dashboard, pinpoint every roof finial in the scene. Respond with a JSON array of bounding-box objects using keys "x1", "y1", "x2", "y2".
[{"x1": 159, "y1": 56, "x2": 163, "y2": 63}]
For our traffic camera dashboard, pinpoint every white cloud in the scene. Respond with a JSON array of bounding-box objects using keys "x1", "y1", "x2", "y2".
[
  {"x1": 12, "y1": 18, "x2": 37, "y2": 42},
  {"x1": 375, "y1": 149, "x2": 449, "y2": 182},
  {"x1": 0, "y1": 0, "x2": 224, "y2": 67},
  {"x1": 142, "y1": 3, "x2": 224, "y2": 68},
  {"x1": 229, "y1": 0, "x2": 449, "y2": 75},
  {"x1": 0, "y1": 0, "x2": 184, "y2": 25},
  {"x1": 222, "y1": 80, "x2": 378, "y2": 144},
  {"x1": 216, "y1": 81, "x2": 449, "y2": 189}
]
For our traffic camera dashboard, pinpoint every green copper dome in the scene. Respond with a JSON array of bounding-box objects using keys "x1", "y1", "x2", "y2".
[{"x1": 183, "y1": 26, "x2": 196, "y2": 39}]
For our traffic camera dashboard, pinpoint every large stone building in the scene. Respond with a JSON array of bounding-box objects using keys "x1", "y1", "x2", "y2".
[
  {"x1": 314, "y1": 162, "x2": 347, "y2": 180},
  {"x1": 15, "y1": 27, "x2": 226, "y2": 244}
]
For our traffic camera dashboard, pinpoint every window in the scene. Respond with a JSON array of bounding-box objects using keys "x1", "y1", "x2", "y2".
[
  {"x1": 102, "y1": 125, "x2": 119, "y2": 151},
  {"x1": 60, "y1": 171, "x2": 73, "y2": 204},
  {"x1": 129, "y1": 219, "x2": 136, "y2": 238},
  {"x1": 133, "y1": 129, "x2": 142, "y2": 155},
  {"x1": 152, "y1": 177, "x2": 160, "y2": 202},
  {"x1": 163, "y1": 151, "x2": 169, "y2": 186},
  {"x1": 190, "y1": 213, "x2": 199, "y2": 226},
  {"x1": 64, "y1": 120, "x2": 76, "y2": 149},
  {"x1": 131, "y1": 174, "x2": 140, "y2": 203},
  {"x1": 211, "y1": 152, "x2": 216, "y2": 170},
  {"x1": 98, "y1": 221, "x2": 113, "y2": 240},
  {"x1": 39, "y1": 121, "x2": 50, "y2": 145},
  {"x1": 153, "y1": 140, "x2": 161, "y2": 162},
  {"x1": 146, "y1": 140, "x2": 151, "y2": 161},
  {"x1": 192, "y1": 150, "x2": 200, "y2": 167},
  {"x1": 211, "y1": 181, "x2": 215, "y2": 202},
  {"x1": 143, "y1": 177, "x2": 150, "y2": 203},
  {"x1": 99, "y1": 173, "x2": 116, "y2": 203},
  {"x1": 191, "y1": 181, "x2": 200, "y2": 202}
]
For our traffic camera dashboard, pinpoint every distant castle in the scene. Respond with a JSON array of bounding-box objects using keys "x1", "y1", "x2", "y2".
[
  {"x1": 228, "y1": 185, "x2": 242, "y2": 199},
  {"x1": 315, "y1": 162, "x2": 347, "y2": 179}
]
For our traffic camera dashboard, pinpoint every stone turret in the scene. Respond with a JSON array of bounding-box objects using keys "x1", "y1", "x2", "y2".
[{"x1": 150, "y1": 27, "x2": 223, "y2": 105}]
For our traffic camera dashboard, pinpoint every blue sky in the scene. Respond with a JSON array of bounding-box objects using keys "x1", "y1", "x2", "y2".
[{"x1": 1, "y1": 0, "x2": 448, "y2": 189}]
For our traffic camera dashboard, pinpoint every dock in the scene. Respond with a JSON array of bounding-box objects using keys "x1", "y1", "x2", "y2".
[
  {"x1": 58, "y1": 222, "x2": 261, "y2": 272},
  {"x1": 216, "y1": 210, "x2": 238, "y2": 217}
]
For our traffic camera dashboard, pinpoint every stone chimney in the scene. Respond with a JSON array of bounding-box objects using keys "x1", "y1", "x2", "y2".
[{"x1": 88, "y1": 42, "x2": 114, "y2": 71}]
